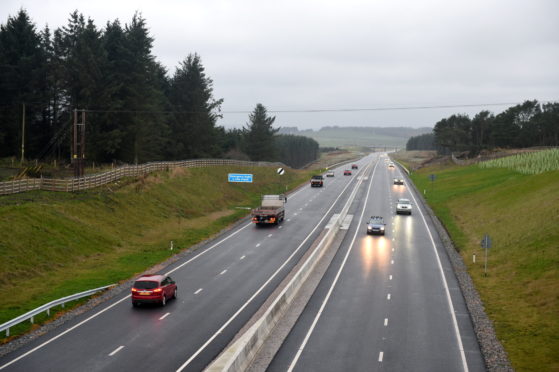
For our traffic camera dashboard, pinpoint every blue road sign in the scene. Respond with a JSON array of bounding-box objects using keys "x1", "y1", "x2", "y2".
[
  {"x1": 429, "y1": 174, "x2": 436, "y2": 182},
  {"x1": 228, "y1": 173, "x2": 253, "y2": 183},
  {"x1": 481, "y1": 234, "x2": 492, "y2": 249}
]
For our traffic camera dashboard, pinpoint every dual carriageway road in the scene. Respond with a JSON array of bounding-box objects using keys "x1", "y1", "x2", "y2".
[{"x1": 0, "y1": 153, "x2": 484, "y2": 371}]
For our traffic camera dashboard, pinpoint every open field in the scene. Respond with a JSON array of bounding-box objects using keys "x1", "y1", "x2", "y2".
[
  {"x1": 0, "y1": 165, "x2": 316, "y2": 341},
  {"x1": 394, "y1": 152, "x2": 559, "y2": 371}
]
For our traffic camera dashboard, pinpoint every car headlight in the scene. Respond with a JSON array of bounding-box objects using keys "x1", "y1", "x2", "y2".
[{"x1": 380, "y1": 226, "x2": 385, "y2": 230}]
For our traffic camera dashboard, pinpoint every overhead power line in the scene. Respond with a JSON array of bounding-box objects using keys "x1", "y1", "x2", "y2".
[{"x1": 81, "y1": 101, "x2": 555, "y2": 115}]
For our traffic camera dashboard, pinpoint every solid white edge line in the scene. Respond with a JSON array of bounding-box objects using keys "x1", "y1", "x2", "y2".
[
  {"x1": 407, "y1": 174, "x2": 470, "y2": 372},
  {"x1": 0, "y1": 295, "x2": 130, "y2": 370},
  {"x1": 176, "y1": 157, "x2": 367, "y2": 372},
  {"x1": 108, "y1": 345, "x2": 125, "y2": 356},
  {"x1": 287, "y1": 158, "x2": 378, "y2": 372},
  {"x1": 0, "y1": 167, "x2": 314, "y2": 370}
]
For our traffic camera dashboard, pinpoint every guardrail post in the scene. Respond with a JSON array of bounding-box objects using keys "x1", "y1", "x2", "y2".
[
  {"x1": 30, "y1": 316, "x2": 34, "y2": 324},
  {"x1": 5, "y1": 328, "x2": 8, "y2": 337}
]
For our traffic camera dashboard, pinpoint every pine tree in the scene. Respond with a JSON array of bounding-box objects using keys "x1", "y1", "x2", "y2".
[
  {"x1": 169, "y1": 53, "x2": 223, "y2": 159},
  {"x1": 0, "y1": 9, "x2": 46, "y2": 158},
  {"x1": 243, "y1": 104, "x2": 278, "y2": 161}
]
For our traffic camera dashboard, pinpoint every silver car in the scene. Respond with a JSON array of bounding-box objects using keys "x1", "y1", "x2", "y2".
[{"x1": 396, "y1": 198, "x2": 412, "y2": 215}]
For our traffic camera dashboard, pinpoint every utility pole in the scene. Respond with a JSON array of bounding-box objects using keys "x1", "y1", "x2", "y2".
[
  {"x1": 72, "y1": 109, "x2": 86, "y2": 177},
  {"x1": 20, "y1": 103, "x2": 25, "y2": 164}
]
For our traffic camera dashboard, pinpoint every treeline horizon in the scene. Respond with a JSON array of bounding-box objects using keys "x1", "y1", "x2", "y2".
[
  {"x1": 406, "y1": 100, "x2": 559, "y2": 154},
  {"x1": 0, "y1": 10, "x2": 319, "y2": 169}
]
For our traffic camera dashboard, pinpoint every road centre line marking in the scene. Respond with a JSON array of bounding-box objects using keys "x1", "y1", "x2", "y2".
[
  {"x1": 240, "y1": 255, "x2": 245, "y2": 260},
  {"x1": 178, "y1": 157, "x2": 374, "y2": 372},
  {"x1": 220, "y1": 270, "x2": 227, "y2": 275},
  {"x1": 384, "y1": 318, "x2": 388, "y2": 326},
  {"x1": 165, "y1": 221, "x2": 253, "y2": 276},
  {"x1": 194, "y1": 288, "x2": 203, "y2": 295},
  {"x1": 387, "y1": 293, "x2": 391, "y2": 300},
  {"x1": 159, "y1": 312, "x2": 171, "y2": 320},
  {"x1": 109, "y1": 345, "x2": 125, "y2": 356},
  {"x1": 378, "y1": 351, "x2": 384, "y2": 362},
  {"x1": 287, "y1": 158, "x2": 378, "y2": 372},
  {"x1": 406, "y1": 176, "x2": 470, "y2": 372}
]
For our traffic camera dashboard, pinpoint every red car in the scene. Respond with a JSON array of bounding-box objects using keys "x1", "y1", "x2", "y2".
[
  {"x1": 351, "y1": 164, "x2": 358, "y2": 169},
  {"x1": 131, "y1": 274, "x2": 177, "y2": 307},
  {"x1": 344, "y1": 169, "x2": 352, "y2": 176}
]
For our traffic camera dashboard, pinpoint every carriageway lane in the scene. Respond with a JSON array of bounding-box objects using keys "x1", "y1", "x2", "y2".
[
  {"x1": 269, "y1": 155, "x2": 485, "y2": 372},
  {"x1": 0, "y1": 155, "x2": 378, "y2": 372}
]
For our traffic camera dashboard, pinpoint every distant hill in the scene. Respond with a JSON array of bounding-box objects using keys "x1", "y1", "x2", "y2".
[{"x1": 278, "y1": 126, "x2": 433, "y2": 148}]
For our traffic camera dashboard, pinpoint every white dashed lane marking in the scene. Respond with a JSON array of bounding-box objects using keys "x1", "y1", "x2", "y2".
[
  {"x1": 240, "y1": 255, "x2": 246, "y2": 260},
  {"x1": 384, "y1": 318, "x2": 388, "y2": 326},
  {"x1": 220, "y1": 270, "x2": 227, "y2": 275},
  {"x1": 268, "y1": 234, "x2": 273, "y2": 238},
  {"x1": 387, "y1": 293, "x2": 391, "y2": 300},
  {"x1": 159, "y1": 312, "x2": 170, "y2": 320},
  {"x1": 194, "y1": 288, "x2": 203, "y2": 295},
  {"x1": 109, "y1": 346, "x2": 124, "y2": 356},
  {"x1": 378, "y1": 351, "x2": 384, "y2": 362},
  {"x1": 389, "y1": 275, "x2": 393, "y2": 280},
  {"x1": 256, "y1": 243, "x2": 261, "y2": 247}
]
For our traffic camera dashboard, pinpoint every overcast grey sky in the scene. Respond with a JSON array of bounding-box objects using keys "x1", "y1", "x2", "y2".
[{"x1": 2, "y1": 0, "x2": 558, "y2": 129}]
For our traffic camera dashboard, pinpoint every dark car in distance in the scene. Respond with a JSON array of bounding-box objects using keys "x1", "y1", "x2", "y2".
[
  {"x1": 131, "y1": 274, "x2": 177, "y2": 307},
  {"x1": 351, "y1": 164, "x2": 358, "y2": 169},
  {"x1": 366, "y1": 216, "x2": 386, "y2": 235}
]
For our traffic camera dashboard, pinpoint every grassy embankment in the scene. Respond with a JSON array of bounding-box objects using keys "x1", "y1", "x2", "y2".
[
  {"x1": 0, "y1": 165, "x2": 316, "y2": 341},
  {"x1": 393, "y1": 151, "x2": 558, "y2": 372}
]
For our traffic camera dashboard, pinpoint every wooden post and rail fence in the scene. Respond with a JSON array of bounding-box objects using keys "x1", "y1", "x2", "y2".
[{"x1": 0, "y1": 159, "x2": 285, "y2": 196}]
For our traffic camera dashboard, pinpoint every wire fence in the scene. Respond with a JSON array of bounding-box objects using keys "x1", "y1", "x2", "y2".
[{"x1": 0, "y1": 159, "x2": 285, "y2": 196}]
